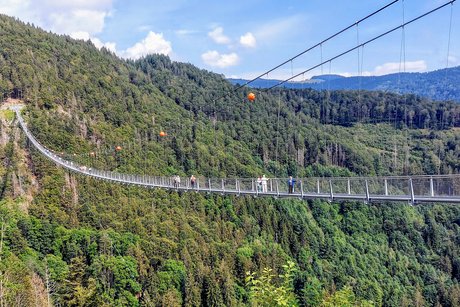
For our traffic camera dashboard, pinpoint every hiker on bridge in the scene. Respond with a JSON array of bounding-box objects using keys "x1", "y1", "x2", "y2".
[
  {"x1": 261, "y1": 174, "x2": 268, "y2": 193},
  {"x1": 173, "y1": 175, "x2": 180, "y2": 188},
  {"x1": 257, "y1": 176, "x2": 262, "y2": 192},
  {"x1": 190, "y1": 175, "x2": 196, "y2": 188},
  {"x1": 288, "y1": 176, "x2": 296, "y2": 194}
]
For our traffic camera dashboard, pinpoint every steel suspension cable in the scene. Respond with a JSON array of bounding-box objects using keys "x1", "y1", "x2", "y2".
[
  {"x1": 359, "y1": 45, "x2": 365, "y2": 122},
  {"x1": 275, "y1": 89, "x2": 282, "y2": 177},
  {"x1": 327, "y1": 61, "x2": 332, "y2": 124},
  {"x1": 233, "y1": 0, "x2": 401, "y2": 91},
  {"x1": 356, "y1": 23, "x2": 362, "y2": 121},
  {"x1": 399, "y1": 0, "x2": 411, "y2": 174},
  {"x1": 445, "y1": 2, "x2": 454, "y2": 70},
  {"x1": 320, "y1": 44, "x2": 325, "y2": 123},
  {"x1": 267, "y1": 0, "x2": 456, "y2": 90},
  {"x1": 442, "y1": 1, "x2": 455, "y2": 117}
]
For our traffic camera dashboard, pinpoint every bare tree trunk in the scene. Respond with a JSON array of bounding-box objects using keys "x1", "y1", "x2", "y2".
[
  {"x1": 393, "y1": 142, "x2": 398, "y2": 173},
  {"x1": 0, "y1": 217, "x2": 5, "y2": 307},
  {"x1": 44, "y1": 265, "x2": 54, "y2": 307}
]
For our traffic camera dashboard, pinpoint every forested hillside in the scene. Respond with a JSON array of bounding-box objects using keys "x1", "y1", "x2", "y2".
[{"x1": 1, "y1": 14, "x2": 460, "y2": 306}]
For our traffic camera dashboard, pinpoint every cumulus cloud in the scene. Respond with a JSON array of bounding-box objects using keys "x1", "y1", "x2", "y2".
[
  {"x1": 339, "y1": 60, "x2": 428, "y2": 77},
  {"x1": 49, "y1": 9, "x2": 108, "y2": 34},
  {"x1": 240, "y1": 32, "x2": 256, "y2": 48},
  {"x1": 71, "y1": 30, "x2": 174, "y2": 59},
  {"x1": 122, "y1": 31, "x2": 172, "y2": 60},
  {"x1": 71, "y1": 31, "x2": 116, "y2": 52},
  {"x1": 0, "y1": 0, "x2": 113, "y2": 35},
  {"x1": 208, "y1": 27, "x2": 231, "y2": 45},
  {"x1": 372, "y1": 60, "x2": 427, "y2": 75},
  {"x1": 201, "y1": 50, "x2": 239, "y2": 68},
  {"x1": 41, "y1": 0, "x2": 112, "y2": 10},
  {"x1": 0, "y1": 0, "x2": 31, "y2": 17}
]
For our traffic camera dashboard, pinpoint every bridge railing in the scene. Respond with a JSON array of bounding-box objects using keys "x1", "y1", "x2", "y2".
[
  {"x1": 14, "y1": 109, "x2": 460, "y2": 203},
  {"x1": 432, "y1": 176, "x2": 460, "y2": 196}
]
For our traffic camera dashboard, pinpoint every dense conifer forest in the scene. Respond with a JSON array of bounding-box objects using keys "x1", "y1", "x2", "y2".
[{"x1": 1, "y1": 14, "x2": 460, "y2": 306}]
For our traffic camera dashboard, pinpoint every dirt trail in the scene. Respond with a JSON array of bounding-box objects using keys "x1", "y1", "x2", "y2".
[{"x1": 1, "y1": 98, "x2": 25, "y2": 110}]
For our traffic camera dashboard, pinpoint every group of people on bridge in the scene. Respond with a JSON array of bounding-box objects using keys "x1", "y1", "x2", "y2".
[
  {"x1": 256, "y1": 175, "x2": 298, "y2": 194},
  {"x1": 173, "y1": 174, "x2": 197, "y2": 189},
  {"x1": 257, "y1": 175, "x2": 269, "y2": 192},
  {"x1": 255, "y1": 175, "x2": 298, "y2": 194},
  {"x1": 172, "y1": 173, "x2": 298, "y2": 193}
]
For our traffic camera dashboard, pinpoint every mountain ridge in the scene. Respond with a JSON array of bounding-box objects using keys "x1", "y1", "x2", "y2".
[{"x1": 228, "y1": 66, "x2": 460, "y2": 102}]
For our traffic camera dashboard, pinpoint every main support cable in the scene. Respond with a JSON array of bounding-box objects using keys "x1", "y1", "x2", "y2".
[
  {"x1": 234, "y1": 0, "x2": 401, "y2": 91},
  {"x1": 445, "y1": 2, "x2": 454, "y2": 70},
  {"x1": 267, "y1": 0, "x2": 456, "y2": 90}
]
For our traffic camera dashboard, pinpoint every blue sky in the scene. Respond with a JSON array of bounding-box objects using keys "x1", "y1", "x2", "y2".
[{"x1": 1, "y1": 0, "x2": 458, "y2": 80}]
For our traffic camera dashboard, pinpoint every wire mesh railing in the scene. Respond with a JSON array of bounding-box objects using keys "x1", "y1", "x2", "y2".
[{"x1": 15, "y1": 109, "x2": 460, "y2": 204}]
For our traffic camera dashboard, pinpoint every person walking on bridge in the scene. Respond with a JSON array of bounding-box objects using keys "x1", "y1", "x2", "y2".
[
  {"x1": 173, "y1": 175, "x2": 180, "y2": 188},
  {"x1": 257, "y1": 176, "x2": 262, "y2": 192},
  {"x1": 190, "y1": 175, "x2": 196, "y2": 189},
  {"x1": 261, "y1": 174, "x2": 268, "y2": 193},
  {"x1": 288, "y1": 176, "x2": 296, "y2": 194}
]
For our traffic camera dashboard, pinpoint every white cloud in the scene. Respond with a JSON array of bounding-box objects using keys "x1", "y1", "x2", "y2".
[
  {"x1": 0, "y1": 0, "x2": 30, "y2": 17},
  {"x1": 208, "y1": 27, "x2": 231, "y2": 45},
  {"x1": 94, "y1": 39, "x2": 116, "y2": 53},
  {"x1": 49, "y1": 9, "x2": 108, "y2": 34},
  {"x1": 122, "y1": 31, "x2": 172, "y2": 60},
  {"x1": 71, "y1": 30, "x2": 173, "y2": 59},
  {"x1": 372, "y1": 60, "x2": 427, "y2": 75},
  {"x1": 202, "y1": 50, "x2": 239, "y2": 68},
  {"x1": 0, "y1": 0, "x2": 113, "y2": 35},
  {"x1": 71, "y1": 31, "x2": 116, "y2": 52},
  {"x1": 240, "y1": 32, "x2": 256, "y2": 48},
  {"x1": 41, "y1": 0, "x2": 112, "y2": 10},
  {"x1": 335, "y1": 60, "x2": 428, "y2": 77},
  {"x1": 70, "y1": 31, "x2": 91, "y2": 40}
]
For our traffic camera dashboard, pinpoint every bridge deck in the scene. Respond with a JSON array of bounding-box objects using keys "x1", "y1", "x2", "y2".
[{"x1": 14, "y1": 110, "x2": 460, "y2": 204}]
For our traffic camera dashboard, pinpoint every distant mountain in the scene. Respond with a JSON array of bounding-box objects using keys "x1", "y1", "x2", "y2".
[
  {"x1": 229, "y1": 66, "x2": 460, "y2": 102},
  {"x1": 227, "y1": 77, "x2": 322, "y2": 89},
  {"x1": 311, "y1": 74, "x2": 345, "y2": 81}
]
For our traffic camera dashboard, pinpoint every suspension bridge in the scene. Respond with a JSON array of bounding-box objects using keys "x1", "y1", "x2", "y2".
[
  {"x1": 6, "y1": 1, "x2": 459, "y2": 205},
  {"x1": 12, "y1": 108, "x2": 460, "y2": 204}
]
